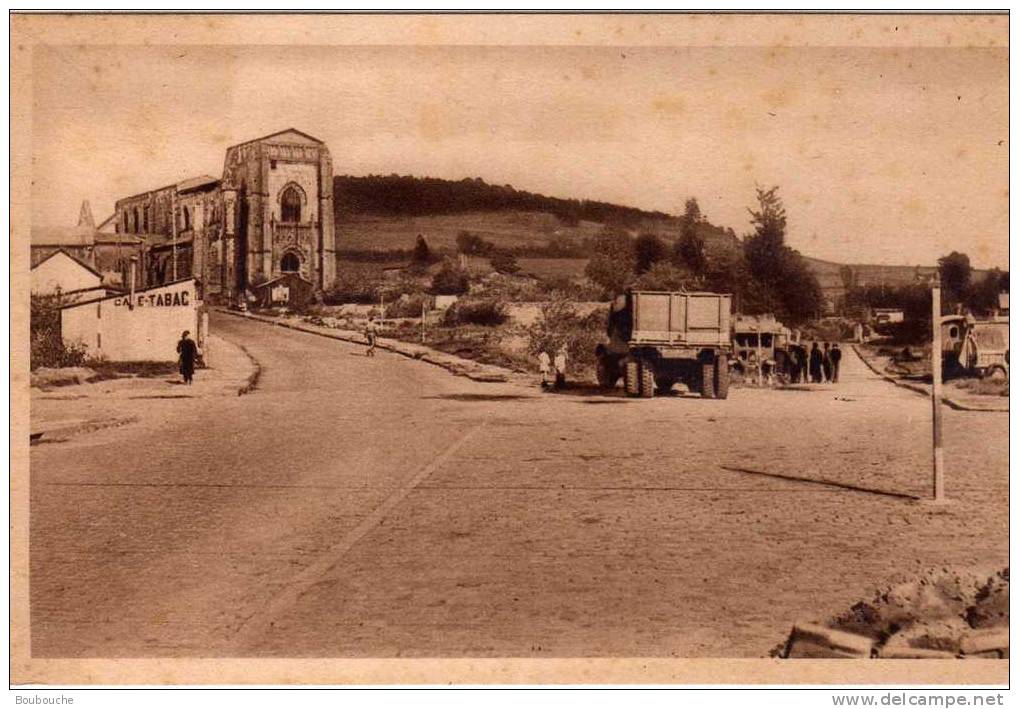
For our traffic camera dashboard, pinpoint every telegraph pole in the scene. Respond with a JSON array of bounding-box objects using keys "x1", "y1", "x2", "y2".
[
  {"x1": 930, "y1": 274, "x2": 946, "y2": 502},
  {"x1": 171, "y1": 190, "x2": 179, "y2": 282}
]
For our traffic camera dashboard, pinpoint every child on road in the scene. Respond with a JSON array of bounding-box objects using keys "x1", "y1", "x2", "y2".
[
  {"x1": 538, "y1": 350, "x2": 552, "y2": 389},
  {"x1": 554, "y1": 346, "x2": 568, "y2": 390},
  {"x1": 364, "y1": 315, "x2": 379, "y2": 357}
]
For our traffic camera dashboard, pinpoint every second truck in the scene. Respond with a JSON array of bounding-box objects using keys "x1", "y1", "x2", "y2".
[{"x1": 594, "y1": 290, "x2": 733, "y2": 399}]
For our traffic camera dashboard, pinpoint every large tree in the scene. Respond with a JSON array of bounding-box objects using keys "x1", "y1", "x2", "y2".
[
  {"x1": 937, "y1": 251, "x2": 972, "y2": 308},
  {"x1": 633, "y1": 232, "x2": 667, "y2": 275},
  {"x1": 742, "y1": 186, "x2": 822, "y2": 324},
  {"x1": 409, "y1": 234, "x2": 432, "y2": 272},
  {"x1": 967, "y1": 267, "x2": 1005, "y2": 316},
  {"x1": 584, "y1": 228, "x2": 635, "y2": 296},
  {"x1": 674, "y1": 197, "x2": 707, "y2": 275}
]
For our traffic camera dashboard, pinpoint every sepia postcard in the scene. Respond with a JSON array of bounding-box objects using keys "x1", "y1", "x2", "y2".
[{"x1": 10, "y1": 12, "x2": 1010, "y2": 687}]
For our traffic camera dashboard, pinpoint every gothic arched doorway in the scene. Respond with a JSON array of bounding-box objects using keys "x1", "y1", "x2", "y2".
[{"x1": 280, "y1": 252, "x2": 301, "y2": 273}]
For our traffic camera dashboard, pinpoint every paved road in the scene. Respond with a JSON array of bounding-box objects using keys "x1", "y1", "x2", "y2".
[{"x1": 30, "y1": 313, "x2": 1008, "y2": 657}]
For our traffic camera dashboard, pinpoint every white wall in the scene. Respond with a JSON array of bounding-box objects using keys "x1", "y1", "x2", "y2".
[
  {"x1": 31, "y1": 252, "x2": 101, "y2": 295},
  {"x1": 62, "y1": 280, "x2": 199, "y2": 362}
]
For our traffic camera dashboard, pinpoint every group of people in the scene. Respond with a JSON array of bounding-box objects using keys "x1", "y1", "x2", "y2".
[
  {"x1": 806, "y1": 341, "x2": 842, "y2": 383},
  {"x1": 537, "y1": 347, "x2": 569, "y2": 390},
  {"x1": 781, "y1": 341, "x2": 843, "y2": 384}
]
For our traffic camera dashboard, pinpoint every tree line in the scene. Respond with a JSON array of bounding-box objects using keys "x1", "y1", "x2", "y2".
[
  {"x1": 333, "y1": 174, "x2": 672, "y2": 226},
  {"x1": 583, "y1": 188, "x2": 825, "y2": 326}
]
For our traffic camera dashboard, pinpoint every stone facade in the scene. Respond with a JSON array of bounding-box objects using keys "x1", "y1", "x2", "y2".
[{"x1": 113, "y1": 129, "x2": 336, "y2": 301}]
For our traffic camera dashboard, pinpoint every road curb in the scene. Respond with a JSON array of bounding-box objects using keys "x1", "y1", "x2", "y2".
[
  {"x1": 30, "y1": 416, "x2": 138, "y2": 444},
  {"x1": 217, "y1": 308, "x2": 515, "y2": 384},
  {"x1": 235, "y1": 343, "x2": 262, "y2": 396},
  {"x1": 851, "y1": 344, "x2": 1007, "y2": 413}
]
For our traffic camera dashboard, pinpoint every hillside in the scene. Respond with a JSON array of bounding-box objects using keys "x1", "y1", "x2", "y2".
[
  {"x1": 334, "y1": 174, "x2": 672, "y2": 226},
  {"x1": 331, "y1": 173, "x2": 991, "y2": 309}
]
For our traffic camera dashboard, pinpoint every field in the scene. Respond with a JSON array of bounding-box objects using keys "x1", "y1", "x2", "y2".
[
  {"x1": 335, "y1": 210, "x2": 605, "y2": 253},
  {"x1": 516, "y1": 257, "x2": 589, "y2": 280}
]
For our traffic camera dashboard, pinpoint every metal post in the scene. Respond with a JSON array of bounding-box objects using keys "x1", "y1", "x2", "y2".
[
  {"x1": 421, "y1": 298, "x2": 426, "y2": 344},
  {"x1": 931, "y1": 276, "x2": 946, "y2": 502}
]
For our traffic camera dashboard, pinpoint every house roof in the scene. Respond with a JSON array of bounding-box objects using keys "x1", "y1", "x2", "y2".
[
  {"x1": 31, "y1": 225, "x2": 96, "y2": 247},
  {"x1": 253, "y1": 273, "x2": 314, "y2": 288},
  {"x1": 94, "y1": 232, "x2": 145, "y2": 245},
  {"x1": 32, "y1": 248, "x2": 103, "y2": 279},
  {"x1": 147, "y1": 236, "x2": 195, "y2": 251}
]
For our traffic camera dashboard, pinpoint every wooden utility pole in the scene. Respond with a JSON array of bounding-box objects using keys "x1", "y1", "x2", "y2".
[
  {"x1": 171, "y1": 191, "x2": 179, "y2": 282},
  {"x1": 421, "y1": 297, "x2": 427, "y2": 344},
  {"x1": 931, "y1": 275, "x2": 946, "y2": 502}
]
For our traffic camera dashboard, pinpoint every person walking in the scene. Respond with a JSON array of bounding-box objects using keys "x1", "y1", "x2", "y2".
[
  {"x1": 537, "y1": 350, "x2": 552, "y2": 389},
  {"x1": 364, "y1": 315, "x2": 379, "y2": 357},
  {"x1": 830, "y1": 342, "x2": 843, "y2": 383},
  {"x1": 176, "y1": 330, "x2": 197, "y2": 386},
  {"x1": 822, "y1": 342, "x2": 833, "y2": 383},
  {"x1": 809, "y1": 342, "x2": 823, "y2": 383},
  {"x1": 553, "y1": 346, "x2": 568, "y2": 390}
]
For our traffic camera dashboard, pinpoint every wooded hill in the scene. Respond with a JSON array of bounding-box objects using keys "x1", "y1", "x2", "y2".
[{"x1": 334, "y1": 174, "x2": 672, "y2": 226}]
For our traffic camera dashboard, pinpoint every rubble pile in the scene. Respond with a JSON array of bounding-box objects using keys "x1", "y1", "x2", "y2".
[{"x1": 779, "y1": 567, "x2": 1009, "y2": 659}]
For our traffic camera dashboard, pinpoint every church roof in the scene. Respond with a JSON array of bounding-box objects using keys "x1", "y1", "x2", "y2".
[
  {"x1": 227, "y1": 128, "x2": 324, "y2": 150},
  {"x1": 177, "y1": 175, "x2": 220, "y2": 193}
]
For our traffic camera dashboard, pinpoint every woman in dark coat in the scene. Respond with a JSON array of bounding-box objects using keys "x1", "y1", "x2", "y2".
[
  {"x1": 176, "y1": 330, "x2": 198, "y2": 385},
  {"x1": 809, "y1": 342, "x2": 823, "y2": 383}
]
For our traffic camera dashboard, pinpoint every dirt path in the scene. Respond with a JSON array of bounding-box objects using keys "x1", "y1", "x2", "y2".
[{"x1": 29, "y1": 319, "x2": 1008, "y2": 657}]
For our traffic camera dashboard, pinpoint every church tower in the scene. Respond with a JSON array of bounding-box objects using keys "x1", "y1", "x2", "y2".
[{"x1": 220, "y1": 129, "x2": 336, "y2": 299}]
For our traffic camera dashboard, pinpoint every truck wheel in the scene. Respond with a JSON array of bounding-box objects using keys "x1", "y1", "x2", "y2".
[
  {"x1": 596, "y1": 359, "x2": 617, "y2": 389},
  {"x1": 701, "y1": 363, "x2": 716, "y2": 399},
  {"x1": 714, "y1": 357, "x2": 730, "y2": 399},
  {"x1": 983, "y1": 364, "x2": 1008, "y2": 381},
  {"x1": 624, "y1": 360, "x2": 641, "y2": 397},
  {"x1": 639, "y1": 361, "x2": 655, "y2": 398}
]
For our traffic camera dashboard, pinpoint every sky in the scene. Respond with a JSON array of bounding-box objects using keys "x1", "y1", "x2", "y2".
[{"x1": 31, "y1": 43, "x2": 1008, "y2": 268}]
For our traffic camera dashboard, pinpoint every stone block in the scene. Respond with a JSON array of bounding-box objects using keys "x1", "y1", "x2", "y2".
[{"x1": 784, "y1": 623, "x2": 874, "y2": 658}]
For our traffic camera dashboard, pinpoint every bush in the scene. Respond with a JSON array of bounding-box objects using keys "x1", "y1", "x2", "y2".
[
  {"x1": 525, "y1": 294, "x2": 605, "y2": 373},
  {"x1": 537, "y1": 276, "x2": 606, "y2": 302},
  {"x1": 386, "y1": 293, "x2": 431, "y2": 318},
  {"x1": 490, "y1": 251, "x2": 521, "y2": 275},
  {"x1": 30, "y1": 295, "x2": 89, "y2": 369},
  {"x1": 443, "y1": 298, "x2": 507, "y2": 326},
  {"x1": 324, "y1": 263, "x2": 385, "y2": 304},
  {"x1": 631, "y1": 261, "x2": 700, "y2": 291},
  {"x1": 430, "y1": 260, "x2": 470, "y2": 295}
]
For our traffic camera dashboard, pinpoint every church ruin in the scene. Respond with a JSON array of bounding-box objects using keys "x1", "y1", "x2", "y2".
[{"x1": 112, "y1": 128, "x2": 337, "y2": 302}]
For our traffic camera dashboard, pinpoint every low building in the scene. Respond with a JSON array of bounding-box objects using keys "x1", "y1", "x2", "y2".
[
  {"x1": 61, "y1": 278, "x2": 204, "y2": 362},
  {"x1": 31, "y1": 249, "x2": 103, "y2": 297},
  {"x1": 251, "y1": 272, "x2": 315, "y2": 309}
]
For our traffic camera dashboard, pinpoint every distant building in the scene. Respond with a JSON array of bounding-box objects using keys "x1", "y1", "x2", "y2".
[
  {"x1": 31, "y1": 249, "x2": 103, "y2": 297},
  {"x1": 31, "y1": 200, "x2": 145, "y2": 289},
  {"x1": 30, "y1": 201, "x2": 100, "y2": 269},
  {"x1": 112, "y1": 128, "x2": 337, "y2": 302}
]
